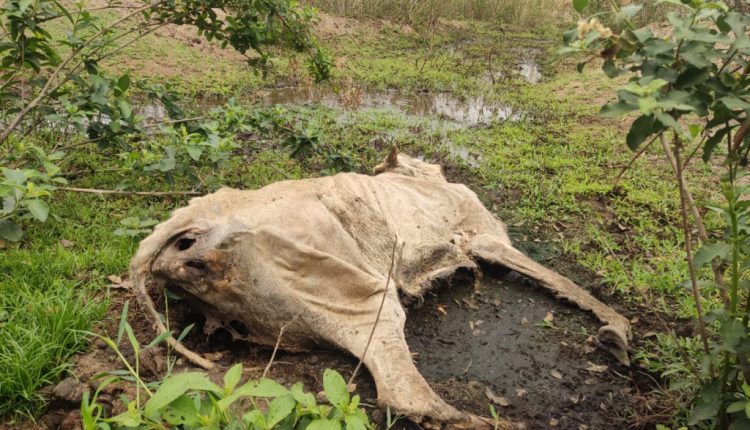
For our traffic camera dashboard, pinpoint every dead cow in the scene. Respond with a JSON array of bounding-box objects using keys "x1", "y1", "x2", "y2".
[{"x1": 131, "y1": 148, "x2": 631, "y2": 428}]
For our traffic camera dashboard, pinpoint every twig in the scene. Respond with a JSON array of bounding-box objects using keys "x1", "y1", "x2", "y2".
[
  {"x1": 58, "y1": 187, "x2": 202, "y2": 196},
  {"x1": 615, "y1": 131, "x2": 662, "y2": 182},
  {"x1": 347, "y1": 239, "x2": 403, "y2": 386},
  {"x1": 263, "y1": 315, "x2": 299, "y2": 378},
  {"x1": 142, "y1": 116, "x2": 207, "y2": 129},
  {"x1": 661, "y1": 134, "x2": 729, "y2": 306}
]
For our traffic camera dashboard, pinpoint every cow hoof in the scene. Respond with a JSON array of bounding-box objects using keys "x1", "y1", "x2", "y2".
[{"x1": 596, "y1": 325, "x2": 630, "y2": 366}]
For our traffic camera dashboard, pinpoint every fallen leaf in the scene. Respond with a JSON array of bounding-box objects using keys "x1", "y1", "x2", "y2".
[
  {"x1": 586, "y1": 362, "x2": 609, "y2": 373},
  {"x1": 0, "y1": 240, "x2": 5, "y2": 249},
  {"x1": 436, "y1": 305, "x2": 448, "y2": 316},
  {"x1": 485, "y1": 387, "x2": 509, "y2": 407},
  {"x1": 515, "y1": 388, "x2": 527, "y2": 397},
  {"x1": 347, "y1": 383, "x2": 357, "y2": 393},
  {"x1": 550, "y1": 369, "x2": 563, "y2": 380},
  {"x1": 578, "y1": 425, "x2": 589, "y2": 430},
  {"x1": 549, "y1": 418, "x2": 559, "y2": 427},
  {"x1": 60, "y1": 239, "x2": 74, "y2": 248},
  {"x1": 469, "y1": 321, "x2": 475, "y2": 330},
  {"x1": 570, "y1": 394, "x2": 580, "y2": 404},
  {"x1": 544, "y1": 311, "x2": 554, "y2": 322},
  {"x1": 107, "y1": 275, "x2": 122, "y2": 284},
  {"x1": 643, "y1": 331, "x2": 658, "y2": 338},
  {"x1": 521, "y1": 317, "x2": 529, "y2": 326},
  {"x1": 630, "y1": 316, "x2": 639, "y2": 324}
]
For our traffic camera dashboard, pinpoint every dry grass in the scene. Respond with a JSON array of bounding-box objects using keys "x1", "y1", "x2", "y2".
[{"x1": 303, "y1": 0, "x2": 574, "y2": 28}]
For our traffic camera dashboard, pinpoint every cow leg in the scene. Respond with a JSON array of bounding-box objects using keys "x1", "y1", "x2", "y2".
[
  {"x1": 331, "y1": 290, "x2": 515, "y2": 429},
  {"x1": 468, "y1": 233, "x2": 631, "y2": 365}
]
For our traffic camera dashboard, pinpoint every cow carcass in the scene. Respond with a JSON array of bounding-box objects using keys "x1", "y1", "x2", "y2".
[{"x1": 131, "y1": 148, "x2": 630, "y2": 428}]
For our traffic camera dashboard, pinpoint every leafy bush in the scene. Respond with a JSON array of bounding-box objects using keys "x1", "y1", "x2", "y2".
[
  {"x1": 82, "y1": 305, "x2": 372, "y2": 430},
  {"x1": 566, "y1": 0, "x2": 750, "y2": 427},
  {"x1": 0, "y1": 0, "x2": 333, "y2": 241}
]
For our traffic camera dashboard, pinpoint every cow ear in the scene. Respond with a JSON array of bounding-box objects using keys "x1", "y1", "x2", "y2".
[
  {"x1": 372, "y1": 144, "x2": 400, "y2": 175},
  {"x1": 385, "y1": 144, "x2": 399, "y2": 168}
]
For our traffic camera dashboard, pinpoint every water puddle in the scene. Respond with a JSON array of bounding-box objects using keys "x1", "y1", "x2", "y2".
[{"x1": 257, "y1": 87, "x2": 523, "y2": 125}]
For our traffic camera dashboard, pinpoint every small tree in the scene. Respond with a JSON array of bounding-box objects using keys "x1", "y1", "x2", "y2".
[
  {"x1": 565, "y1": 0, "x2": 750, "y2": 427},
  {"x1": 0, "y1": 0, "x2": 332, "y2": 241}
]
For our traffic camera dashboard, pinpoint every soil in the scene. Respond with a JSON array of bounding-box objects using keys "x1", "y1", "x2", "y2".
[{"x1": 28, "y1": 256, "x2": 654, "y2": 430}]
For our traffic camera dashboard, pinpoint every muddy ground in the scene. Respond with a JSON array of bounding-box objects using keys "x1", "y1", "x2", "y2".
[{"x1": 35, "y1": 258, "x2": 657, "y2": 430}]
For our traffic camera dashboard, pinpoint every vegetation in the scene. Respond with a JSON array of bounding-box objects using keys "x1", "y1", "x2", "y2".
[
  {"x1": 81, "y1": 305, "x2": 373, "y2": 430},
  {"x1": 566, "y1": 0, "x2": 750, "y2": 427}
]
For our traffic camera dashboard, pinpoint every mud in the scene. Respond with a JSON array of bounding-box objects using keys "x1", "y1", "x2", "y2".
[
  {"x1": 405, "y1": 266, "x2": 632, "y2": 429},
  {"x1": 37, "y1": 261, "x2": 635, "y2": 430}
]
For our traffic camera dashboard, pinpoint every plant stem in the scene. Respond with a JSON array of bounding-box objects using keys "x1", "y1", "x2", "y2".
[
  {"x1": 662, "y1": 134, "x2": 729, "y2": 306},
  {"x1": 348, "y1": 238, "x2": 402, "y2": 386},
  {"x1": 661, "y1": 134, "x2": 711, "y2": 356}
]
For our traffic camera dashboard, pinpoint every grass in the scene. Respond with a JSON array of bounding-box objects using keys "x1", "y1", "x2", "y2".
[{"x1": 0, "y1": 10, "x2": 722, "y2": 427}]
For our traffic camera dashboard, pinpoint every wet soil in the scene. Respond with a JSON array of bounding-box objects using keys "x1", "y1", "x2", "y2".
[{"x1": 36, "y1": 262, "x2": 637, "y2": 430}]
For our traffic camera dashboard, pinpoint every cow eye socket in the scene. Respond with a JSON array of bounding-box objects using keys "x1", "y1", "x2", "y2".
[{"x1": 175, "y1": 237, "x2": 196, "y2": 251}]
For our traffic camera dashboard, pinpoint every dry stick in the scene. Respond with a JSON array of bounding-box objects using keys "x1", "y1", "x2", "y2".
[
  {"x1": 661, "y1": 135, "x2": 730, "y2": 306},
  {"x1": 614, "y1": 131, "x2": 662, "y2": 182},
  {"x1": 347, "y1": 239, "x2": 403, "y2": 386},
  {"x1": 0, "y1": 0, "x2": 164, "y2": 145},
  {"x1": 661, "y1": 134, "x2": 712, "y2": 358},
  {"x1": 58, "y1": 187, "x2": 202, "y2": 196},
  {"x1": 262, "y1": 315, "x2": 299, "y2": 378}
]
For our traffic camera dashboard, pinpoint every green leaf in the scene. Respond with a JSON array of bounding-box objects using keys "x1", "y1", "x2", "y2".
[
  {"x1": 689, "y1": 380, "x2": 722, "y2": 424},
  {"x1": 693, "y1": 243, "x2": 732, "y2": 268},
  {"x1": 345, "y1": 414, "x2": 368, "y2": 430},
  {"x1": 721, "y1": 95, "x2": 750, "y2": 110},
  {"x1": 267, "y1": 395, "x2": 297, "y2": 427},
  {"x1": 145, "y1": 329, "x2": 174, "y2": 349},
  {"x1": 620, "y1": 4, "x2": 642, "y2": 19},
  {"x1": 0, "y1": 220, "x2": 23, "y2": 241},
  {"x1": 323, "y1": 369, "x2": 349, "y2": 408},
  {"x1": 573, "y1": 0, "x2": 589, "y2": 13},
  {"x1": 599, "y1": 101, "x2": 637, "y2": 118},
  {"x1": 116, "y1": 74, "x2": 130, "y2": 94},
  {"x1": 721, "y1": 318, "x2": 745, "y2": 353},
  {"x1": 728, "y1": 401, "x2": 747, "y2": 413},
  {"x1": 118, "y1": 100, "x2": 132, "y2": 119},
  {"x1": 638, "y1": 97, "x2": 658, "y2": 115},
  {"x1": 243, "y1": 409, "x2": 266, "y2": 429},
  {"x1": 235, "y1": 378, "x2": 289, "y2": 397},
  {"x1": 307, "y1": 419, "x2": 342, "y2": 430},
  {"x1": 26, "y1": 199, "x2": 49, "y2": 222},
  {"x1": 290, "y1": 382, "x2": 316, "y2": 408},
  {"x1": 626, "y1": 115, "x2": 658, "y2": 151},
  {"x1": 144, "y1": 372, "x2": 222, "y2": 417},
  {"x1": 18, "y1": 0, "x2": 33, "y2": 13},
  {"x1": 186, "y1": 145, "x2": 203, "y2": 161},
  {"x1": 162, "y1": 395, "x2": 200, "y2": 426},
  {"x1": 224, "y1": 363, "x2": 243, "y2": 393}
]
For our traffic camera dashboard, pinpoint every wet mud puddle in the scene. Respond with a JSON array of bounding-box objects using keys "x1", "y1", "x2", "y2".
[{"x1": 404, "y1": 269, "x2": 632, "y2": 430}]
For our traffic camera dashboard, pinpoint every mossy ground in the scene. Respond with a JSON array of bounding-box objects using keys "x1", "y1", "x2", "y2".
[{"x1": 1, "y1": 14, "x2": 714, "y2": 426}]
